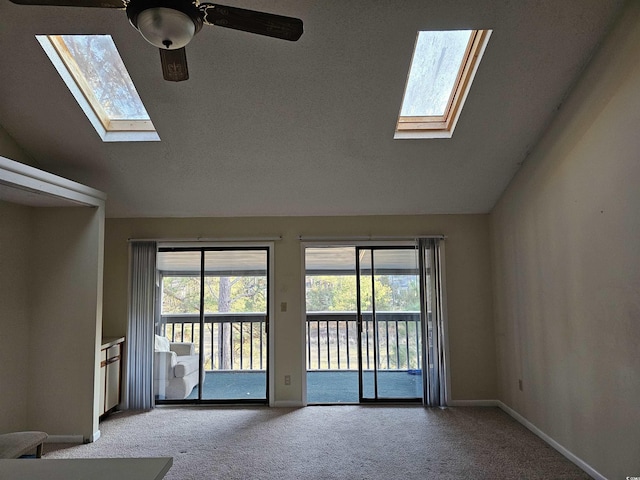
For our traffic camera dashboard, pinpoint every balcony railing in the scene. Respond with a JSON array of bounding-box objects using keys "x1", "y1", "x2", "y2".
[
  {"x1": 306, "y1": 312, "x2": 422, "y2": 371},
  {"x1": 159, "y1": 313, "x2": 267, "y2": 371},
  {"x1": 158, "y1": 311, "x2": 422, "y2": 373}
]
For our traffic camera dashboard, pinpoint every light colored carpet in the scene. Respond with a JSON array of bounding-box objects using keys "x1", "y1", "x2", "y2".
[{"x1": 45, "y1": 406, "x2": 591, "y2": 480}]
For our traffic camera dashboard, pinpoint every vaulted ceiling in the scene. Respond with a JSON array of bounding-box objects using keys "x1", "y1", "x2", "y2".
[{"x1": 0, "y1": 0, "x2": 625, "y2": 217}]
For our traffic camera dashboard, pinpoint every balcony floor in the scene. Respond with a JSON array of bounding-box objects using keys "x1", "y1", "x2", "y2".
[
  {"x1": 308, "y1": 370, "x2": 423, "y2": 403},
  {"x1": 186, "y1": 371, "x2": 266, "y2": 401},
  {"x1": 184, "y1": 370, "x2": 423, "y2": 403}
]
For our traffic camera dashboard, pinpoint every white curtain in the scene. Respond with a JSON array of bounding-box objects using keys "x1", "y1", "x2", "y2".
[
  {"x1": 125, "y1": 241, "x2": 157, "y2": 410},
  {"x1": 419, "y1": 238, "x2": 448, "y2": 407}
]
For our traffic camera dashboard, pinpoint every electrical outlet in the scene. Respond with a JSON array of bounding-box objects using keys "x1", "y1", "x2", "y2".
[
  {"x1": 518, "y1": 379, "x2": 523, "y2": 391},
  {"x1": 284, "y1": 375, "x2": 291, "y2": 386},
  {"x1": 280, "y1": 302, "x2": 287, "y2": 312}
]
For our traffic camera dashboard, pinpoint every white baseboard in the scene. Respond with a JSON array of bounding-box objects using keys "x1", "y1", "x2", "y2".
[
  {"x1": 89, "y1": 430, "x2": 101, "y2": 443},
  {"x1": 272, "y1": 400, "x2": 304, "y2": 408},
  {"x1": 496, "y1": 401, "x2": 607, "y2": 480},
  {"x1": 447, "y1": 399, "x2": 499, "y2": 407},
  {"x1": 45, "y1": 435, "x2": 84, "y2": 444}
]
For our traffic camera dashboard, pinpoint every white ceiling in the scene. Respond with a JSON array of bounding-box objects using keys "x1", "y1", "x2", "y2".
[{"x1": 0, "y1": 0, "x2": 625, "y2": 218}]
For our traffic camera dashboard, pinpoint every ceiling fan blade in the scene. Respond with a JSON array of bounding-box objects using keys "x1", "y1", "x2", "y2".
[
  {"x1": 202, "y1": 4, "x2": 303, "y2": 41},
  {"x1": 9, "y1": 0, "x2": 124, "y2": 7},
  {"x1": 160, "y1": 47, "x2": 189, "y2": 82}
]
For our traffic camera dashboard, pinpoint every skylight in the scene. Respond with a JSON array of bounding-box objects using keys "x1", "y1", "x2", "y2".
[
  {"x1": 395, "y1": 30, "x2": 491, "y2": 139},
  {"x1": 37, "y1": 34, "x2": 159, "y2": 142}
]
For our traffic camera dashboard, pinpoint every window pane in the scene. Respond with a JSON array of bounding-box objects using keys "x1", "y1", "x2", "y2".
[{"x1": 400, "y1": 30, "x2": 472, "y2": 117}]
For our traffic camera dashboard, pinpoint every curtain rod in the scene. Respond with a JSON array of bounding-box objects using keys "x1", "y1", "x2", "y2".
[
  {"x1": 298, "y1": 235, "x2": 446, "y2": 241},
  {"x1": 128, "y1": 236, "x2": 282, "y2": 243},
  {"x1": 128, "y1": 234, "x2": 445, "y2": 243}
]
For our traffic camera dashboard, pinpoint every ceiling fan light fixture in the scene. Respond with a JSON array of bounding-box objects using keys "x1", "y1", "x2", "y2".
[{"x1": 136, "y1": 7, "x2": 196, "y2": 49}]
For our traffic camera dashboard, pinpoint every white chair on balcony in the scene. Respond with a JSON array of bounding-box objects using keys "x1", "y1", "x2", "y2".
[{"x1": 154, "y1": 335, "x2": 199, "y2": 400}]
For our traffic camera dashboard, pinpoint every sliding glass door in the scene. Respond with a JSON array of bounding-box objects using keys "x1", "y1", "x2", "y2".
[
  {"x1": 358, "y1": 247, "x2": 422, "y2": 401},
  {"x1": 305, "y1": 245, "x2": 423, "y2": 403},
  {"x1": 156, "y1": 247, "x2": 269, "y2": 404},
  {"x1": 305, "y1": 246, "x2": 359, "y2": 403}
]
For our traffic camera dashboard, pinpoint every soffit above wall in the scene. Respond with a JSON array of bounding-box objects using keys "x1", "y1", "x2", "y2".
[{"x1": 0, "y1": 156, "x2": 106, "y2": 208}]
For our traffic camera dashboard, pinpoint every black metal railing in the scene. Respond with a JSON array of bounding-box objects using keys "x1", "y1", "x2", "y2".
[
  {"x1": 306, "y1": 312, "x2": 422, "y2": 371},
  {"x1": 159, "y1": 313, "x2": 267, "y2": 371},
  {"x1": 158, "y1": 311, "x2": 422, "y2": 373}
]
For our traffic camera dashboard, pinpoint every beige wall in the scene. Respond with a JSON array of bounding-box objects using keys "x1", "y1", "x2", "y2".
[
  {"x1": 0, "y1": 202, "x2": 104, "y2": 439},
  {"x1": 490, "y1": 2, "x2": 640, "y2": 478},
  {"x1": 0, "y1": 124, "x2": 37, "y2": 167},
  {"x1": 28, "y1": 207, "x2": 104, "y2": 439},
  {"x1": 104, "y1": 214, "x2": 496, "y2": 404},
  {"x1": 0, "y1": 201, "x2": 32, "y2": 432},
  {"x1": 0, "y1": 125, "x2": 39, "y2": 431}
]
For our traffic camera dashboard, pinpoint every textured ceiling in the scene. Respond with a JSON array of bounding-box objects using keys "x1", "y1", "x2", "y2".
[{"x1": 0, "y1": 0, "x2": 625, "y2": 217}]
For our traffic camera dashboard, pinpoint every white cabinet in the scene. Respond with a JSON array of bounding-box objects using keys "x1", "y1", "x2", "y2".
[{"x1": 100, "y1": 337, "x2": 124, "y2": 416}]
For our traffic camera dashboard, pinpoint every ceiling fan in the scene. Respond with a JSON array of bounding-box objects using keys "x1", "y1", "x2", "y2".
[{"x1": 9, "y1": 0, "x2": 303, "y2": 81}]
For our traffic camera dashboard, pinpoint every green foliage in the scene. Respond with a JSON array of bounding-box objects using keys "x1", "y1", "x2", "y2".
[
  {"x1": 306, "y1": 276, "x2": 356, "y2": 312},
  {"x1": 305, "y1": 275, "x2": 420, "y2": 312},
  {"x1": 162, "y1": 276, "x2": 200, "y2": 314},
  {"x1": 162, "y1": 276, "x2": 267, "y2": 314}
]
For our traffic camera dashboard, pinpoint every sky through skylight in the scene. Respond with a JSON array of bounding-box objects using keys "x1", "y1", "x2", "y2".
[
  {"x1": 400, "y1": 30, "x2": 473, "y2": 117},
  {"x1": 60, "y1": 35, "x2": 150, "y2": 121}
]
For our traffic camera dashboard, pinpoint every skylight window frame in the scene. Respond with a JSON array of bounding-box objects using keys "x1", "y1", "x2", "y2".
[
  {"x1": 37, "y1": 34, "x2": 160, "y2": 143},
  {"x1": 395, "y1": 29, "x2": 491, "y2": 139}
]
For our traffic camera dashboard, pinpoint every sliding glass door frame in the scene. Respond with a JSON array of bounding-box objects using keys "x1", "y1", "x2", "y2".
[
  {"x1": 303, "y1": 240, "x2": 429, "y2": 405},
  {"x1": 356, "y1": 245, "x2": 423, "y2": 404},
  {"x1": 156, "y1": 242, "x2": 274, "y2": 405}
]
